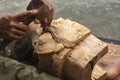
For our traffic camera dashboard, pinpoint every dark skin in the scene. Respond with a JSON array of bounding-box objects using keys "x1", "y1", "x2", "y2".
[
  {"x1": 0, "y1": 0, "x2": 54, "y2": 40},
  {"x1": 0, "y1": 0, "x2": 119, "y2": 80},
  {"x1": 0, "y1": 10, "x2": 38, "y2": 40}
]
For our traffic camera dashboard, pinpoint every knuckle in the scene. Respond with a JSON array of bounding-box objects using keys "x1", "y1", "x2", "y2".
[
  {"x1": 10, "y1": 28, "x2": 15, "y2": 33},
  {"x1": 26, "y1": 11, "x2": 33, "y2": 17},
  {"x1": 2, "y1": 16, "x2": 7, "y2": 20},
  {"x1": 9, "y1": 21, "x2": 14, "y2": 26},
  {"x1": 7, "y1": 33, "x2": 12, "y2": 38},
  {"x1": 7, "y1": 14, "x2": 13, "y2": 18},
  {"x1": 1, "y1": 16, "x2": 10, "y2": 22},
  {"x1": 20, "y1": 25, "x2": 28, "y2": 31}
]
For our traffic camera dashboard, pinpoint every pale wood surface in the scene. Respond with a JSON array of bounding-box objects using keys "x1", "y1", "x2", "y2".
[
  {"x1": 92, "y1": 65, "x2": 107, "y2": 80},
  {"x1": 64, "y1": 35, "x2": 108, "y2": 80}
]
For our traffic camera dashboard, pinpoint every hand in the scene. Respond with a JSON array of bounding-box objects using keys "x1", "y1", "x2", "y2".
[
  {"x1": 27, "y1": 0, "x2": 54, "y2": 29},
  {"x1": 0, "y1": 10, "x2": 38, "y2": 40}
]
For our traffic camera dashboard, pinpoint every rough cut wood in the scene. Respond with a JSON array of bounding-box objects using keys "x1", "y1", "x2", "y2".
[
  {"x1": 63, "y1": 35, "x2": 108, "y2": 80},
  {"x1": 34, "y1": 32, "x2": 64, "y2": 54},
  {"x1": 49, "y1": 18, "x2": 91, "y2": 48},
  {"x1": 51, "y1": 49, "x2": 71, "y2": 77},
  {"x1": 29, "y1": 18, "x2": 108, "y2": 80},
  {"x1": 92, "y1": 65, "x2": 107, "y2": 80}
]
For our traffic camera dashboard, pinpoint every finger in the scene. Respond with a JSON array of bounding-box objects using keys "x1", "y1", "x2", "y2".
[
  {"x1": 41, "y1": 13, "x2": 53, "y2": 28},
  {"x1": 0, "y1": 30, "x2": 20, "y2": 40},
  {"x1": 15, "y1": 23, "x2": 28, "y2": 32},
  {"x1": 41, "y1": 6, "x2": 54, "y2": 27},
  {"x1": 7, "y1": 33, "x2": 21, "y2": 40},
  {"x1": 49, "y1": 7, "x2": 54, "y2": 24},
  {"x1": 41, "y1": 20, "x2": 47, "y2": 27},
  {"x1": 47, "y1": 7, "x2": 54, "y2": 25},
  {"x1": 9, "y1": 28, "x2": 26, "y2": 37},
  {"x1": 0, "y1": 15, "x2": 11, "y2": 29},
  {"x1": 13, "y1": 10, "x2": 39, "y2": 22},
  {"x1": 10, "y1": 21, "x2": 28, "y2": 32}
]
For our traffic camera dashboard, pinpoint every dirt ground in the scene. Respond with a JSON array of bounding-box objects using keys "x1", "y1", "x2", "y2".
[{"x1": 104, "y1": 43, "x2": 120, "y2": 80}]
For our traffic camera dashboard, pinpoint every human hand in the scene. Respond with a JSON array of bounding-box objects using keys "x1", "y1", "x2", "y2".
[
  {"x1": 27, "y1": 0, "x2": 54, "y2": 29},
  {"x1": 0, "y1": 10, "x2": 38, "y2": 40}
]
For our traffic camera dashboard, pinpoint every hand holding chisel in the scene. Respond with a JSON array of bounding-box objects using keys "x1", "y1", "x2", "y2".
[{"x1": 0, "y1": 0, "x2": 53, "y2": 50}]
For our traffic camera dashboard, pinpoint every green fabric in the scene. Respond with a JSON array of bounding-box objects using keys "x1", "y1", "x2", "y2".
[
  {"x1": 0, "y1": 56, "x2": 61, "y2": 80},
  {"x1": 0, "y1": 37, "x2": 61, "y2": 80}
]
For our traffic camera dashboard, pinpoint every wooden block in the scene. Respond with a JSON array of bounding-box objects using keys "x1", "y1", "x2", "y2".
[
  {"x1": 92, "y1": 65, "x2": 107, "y2": 80},
  {"x1": 31, "y1": 18, "x2": 108, "y2": 80},
  {"x1": 51, "y1": 49, "x2": 71, "y2": 77},
  {"x1": 63, "y1": 35, "x2": 108, "y2": 80},
  {"x1": 38, "y1": 48, "x2": 71, "y2": 77}
]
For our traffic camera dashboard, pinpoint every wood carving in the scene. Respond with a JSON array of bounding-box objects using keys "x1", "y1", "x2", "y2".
[{"x1": 29, "y1": 18, "x2": 108, "y2": 80}]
